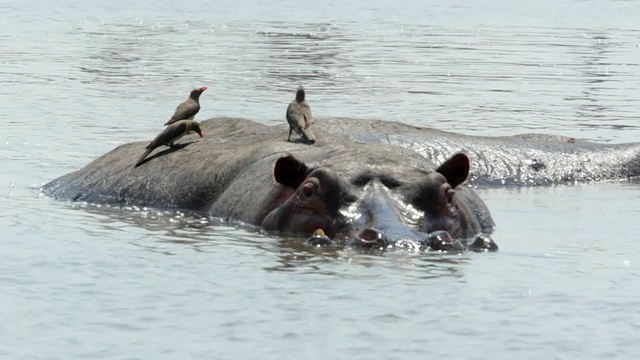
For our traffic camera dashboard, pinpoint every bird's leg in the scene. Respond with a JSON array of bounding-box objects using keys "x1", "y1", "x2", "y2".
[{"x1": 287, "y1": 127, "x2": 293, "y2": 142}]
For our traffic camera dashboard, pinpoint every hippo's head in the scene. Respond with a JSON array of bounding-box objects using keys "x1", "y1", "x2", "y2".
[{"x1": 261, "y1": 153, "x2": 496, "y2": 251}]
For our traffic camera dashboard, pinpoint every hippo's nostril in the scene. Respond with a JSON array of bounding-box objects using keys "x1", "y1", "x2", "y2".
[
  {"x1": 425, "y1": 230, "x2": 465, "y2": 252},
  {"x1": 359, "y1": 228, "x2": 382, "y2": 241},
  {"x1": 469, "y1": 233, "x2": 499, "y2": 252},
  {"x1": 349, "y1": 228, "x2": 389, "y2": 249}
]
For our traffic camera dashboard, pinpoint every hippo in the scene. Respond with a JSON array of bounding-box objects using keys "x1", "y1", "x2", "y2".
[
  {"x1": 43, "y1": 117, "x2": 640, "y2": 251},
  {"x1": 42, "y1": 117, "x2": 498, "y2": 251}
]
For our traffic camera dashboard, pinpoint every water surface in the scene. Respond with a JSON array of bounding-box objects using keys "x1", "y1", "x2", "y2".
[{"x1": 2, "y1": 1, "x2": 640, "y2": 358}]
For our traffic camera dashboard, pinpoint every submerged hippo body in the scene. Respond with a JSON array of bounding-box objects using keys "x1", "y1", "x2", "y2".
[{"x1": 43, "y1": 117, "x2": 640, "y2": 249}]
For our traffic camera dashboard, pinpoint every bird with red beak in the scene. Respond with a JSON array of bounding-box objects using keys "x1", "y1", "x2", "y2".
[
  {"x1": 165, "y1": 87, "x2": 207, "y2": 126},
  {"x1": 135, "y1": 120, "x2": 203, "y2": 167}
]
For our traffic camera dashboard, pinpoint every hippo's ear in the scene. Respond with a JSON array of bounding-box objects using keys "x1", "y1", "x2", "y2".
[
  {"x1": 436, "y1": 153, "x2": 469, "y2": 189},
  {"x1": 273, "y1": 154, "x2": 310, "y2": 188}
]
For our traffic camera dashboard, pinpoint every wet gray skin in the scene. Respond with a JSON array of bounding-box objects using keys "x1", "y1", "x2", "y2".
[{"x1": 346, "y1": 181, "x2": 434, "y2": 247}]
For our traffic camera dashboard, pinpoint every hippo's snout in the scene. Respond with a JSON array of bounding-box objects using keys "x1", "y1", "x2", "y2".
[
  {"x1": 306, "y1": 226, "x2": 497, "y2": 252},
  {"x1": 345, "y1": 228, "x2": 465, "y2": 252}
]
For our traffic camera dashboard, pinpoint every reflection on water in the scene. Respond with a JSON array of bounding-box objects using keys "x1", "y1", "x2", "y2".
[
  {"x1": 262, "y1": 236, "x2": 470, "y2": 279},
  {"x1": 67, "y1": 202, "x2": 239, "y2": 254},
  {"x1": 62, "y1": 202, "x2": 471, "y2": 279}
]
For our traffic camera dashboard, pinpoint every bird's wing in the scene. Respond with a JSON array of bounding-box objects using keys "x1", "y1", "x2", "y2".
[
  {"x1": 286, "y1": 103, "x2": 305, "y2": 133},
  {"x1": 147, "y1": 121, "x2": 188, "y2": 149},
  {"x1": 167, "y1": 100, "x2": 200, "y2": 124},
  {"x1": 301, "y1": 102, "x2": 313, "y2": 127}
]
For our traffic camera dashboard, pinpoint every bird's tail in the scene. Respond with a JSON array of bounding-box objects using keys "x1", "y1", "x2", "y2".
[
  {"x1": 301, "y1": 127, "x2": 316, "y2": 144},
  {"x1": 134, "y1": 148, "x2": 153, "y2": 167}
]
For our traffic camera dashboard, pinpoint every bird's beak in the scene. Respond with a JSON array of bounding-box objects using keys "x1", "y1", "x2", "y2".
[
  {"x1": 200, "y1": 86, "x2": 208, "y2": 92},
  {"x1": 197, "y1": 130, "x2": 204, "y2": 138}
]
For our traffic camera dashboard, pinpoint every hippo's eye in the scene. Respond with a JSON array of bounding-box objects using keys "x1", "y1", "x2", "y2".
[
  {"x1": 342, "y1": 191, "x2": 358, "y2": 204},
  {"x1": 380, "y1": 175, "x2": 402, "y2": 189},
  {"x1": 445, "y1": 188, "x2": 455, "y2": 202},
  {"x1": 351, "y1": 173, "x2": 373, "y2": 187},
  {"x1": 301, "y1": 182, "x2": 315, "y2": 198}
]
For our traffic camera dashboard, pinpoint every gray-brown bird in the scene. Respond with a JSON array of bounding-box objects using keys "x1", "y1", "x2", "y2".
[
  {"x1": 165, "y1": 87, "x2": 207, "y2": 126},
  {"x1": 135, "y1": 120, "x2": 203, "y2": 167},
  {"x1": 286, "y1": 85, "x2": 316, "y2": 144}
]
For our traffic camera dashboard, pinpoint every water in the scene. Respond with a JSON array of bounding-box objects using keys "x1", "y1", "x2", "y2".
[{"x1": 2, "y1": 0, "x2": 640, "y2": 358}]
